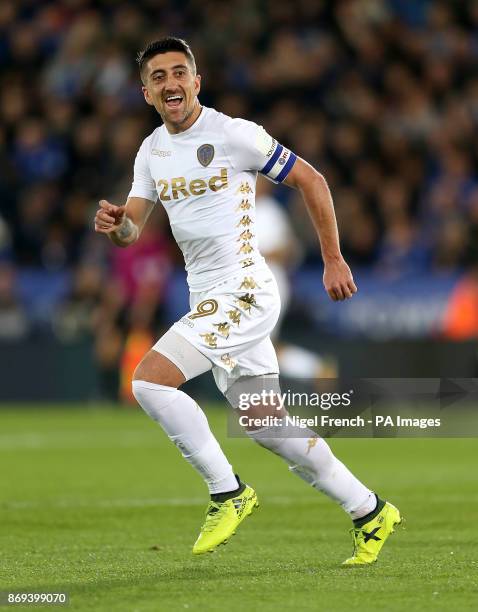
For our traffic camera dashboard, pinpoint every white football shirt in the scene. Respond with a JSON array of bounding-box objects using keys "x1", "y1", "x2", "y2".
[{"x1": 128, "y1": 106, "x2": 297, "y2": 291}]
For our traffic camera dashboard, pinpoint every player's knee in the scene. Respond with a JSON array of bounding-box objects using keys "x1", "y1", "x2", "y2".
[
  {"x1": 132, "y1": 350, "x2": 185, "y2": 388},
  {"x1": 131, "y1": 379, "x2": 151, "y2": 408},
  {"x1": 246, "y1": 428, "x2": 287, "y2": 453},
  {"x1": 132, "y1": 357, "x2": 153, "y2": 383},
  {"x1": 131, "y1": 379, "x2": 179, "y2": 422}
]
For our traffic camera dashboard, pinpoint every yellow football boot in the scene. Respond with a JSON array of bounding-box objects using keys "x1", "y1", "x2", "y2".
[
  {"x1": 343, "y1": 500, "x2": 402, "y2": 566},
  {"x1": 192, "y1": 485, "x2": 259, "y2": 555}
]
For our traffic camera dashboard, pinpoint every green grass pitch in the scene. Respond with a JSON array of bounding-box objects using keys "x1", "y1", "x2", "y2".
[{"x1": 1, "y1": 405, "x2": 477, "y2": 611}]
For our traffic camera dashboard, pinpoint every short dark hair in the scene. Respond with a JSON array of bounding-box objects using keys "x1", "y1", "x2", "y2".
[{"x1": 137, "y1": 37, "x2": 196, "y2": 81}]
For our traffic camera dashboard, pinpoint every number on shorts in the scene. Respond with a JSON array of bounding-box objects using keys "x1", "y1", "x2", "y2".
[{"x1": 188, "y1": 299, "x2": 218, "y2": 319}]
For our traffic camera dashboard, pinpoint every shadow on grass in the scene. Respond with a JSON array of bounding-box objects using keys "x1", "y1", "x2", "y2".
[{"x1": 9, "y1": 557, "x2": 328, "y2": 598}]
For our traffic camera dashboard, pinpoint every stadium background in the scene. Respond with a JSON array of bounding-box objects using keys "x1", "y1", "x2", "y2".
[{"x1": 1, "y1": 0, "x2": 478, "y2": 399}]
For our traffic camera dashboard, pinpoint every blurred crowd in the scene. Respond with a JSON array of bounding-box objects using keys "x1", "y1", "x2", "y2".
[{"x1": 1, "y1": 0, "x2": 478, "y2": 393}]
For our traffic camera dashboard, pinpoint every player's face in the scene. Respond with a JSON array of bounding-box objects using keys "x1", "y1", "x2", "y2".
[{"x1": 142, "y1": 51, "x2": 201, "y2": 132}]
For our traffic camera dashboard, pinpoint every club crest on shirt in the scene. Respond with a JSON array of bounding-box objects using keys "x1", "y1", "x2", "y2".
[{"x1": 197, "y1": 144, "x2": 215, "y2": 167}]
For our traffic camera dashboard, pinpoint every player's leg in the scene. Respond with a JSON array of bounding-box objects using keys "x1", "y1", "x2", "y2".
[
  {"x1": 226, "y1": 370, "x2": 402, "y2": 565},
  {"x1": 132, "y1": 329, "x2": 239, "y2": 494},
  {"x1": 132, "y1": 329, "x2": 257, "y2": 554},
  {"x1": 226, "y1": 374, "x2": 376, "y2": 516}
]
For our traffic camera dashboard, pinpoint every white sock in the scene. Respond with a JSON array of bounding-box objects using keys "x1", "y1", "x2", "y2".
[
  {"x1": 132, "y1": 380, "x2": 238, "y2": 494},
  {"x1": 248, "y1": 426, "x2": 376, "y2": 517}
]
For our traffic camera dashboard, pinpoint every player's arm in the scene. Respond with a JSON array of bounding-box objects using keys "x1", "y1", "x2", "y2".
[
  {"x1": 94, "y1": 196, "x2": 155, "y2": 247},
  {"x1": 226, "y1": 119, "x2": 355, "y2": 300},
  {"x1": 283, "y1": 157, "x2": 357, "y2": 302}
]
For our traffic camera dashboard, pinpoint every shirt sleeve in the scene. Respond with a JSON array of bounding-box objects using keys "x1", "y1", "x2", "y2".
[
  {"x1": 128, "y1": 137, "x2": 157, "y2": 202},
  {"x1": 225, "y1": 118, "x2": 298, "y2": 183}
]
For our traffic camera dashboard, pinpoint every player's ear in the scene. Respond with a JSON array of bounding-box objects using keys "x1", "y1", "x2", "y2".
[
  {"x1": 194, "y1": 74, "x2": 201, "y2": 96},
  {"x1": 142, "y1": 86, "x2": 154, "y2": 106}
]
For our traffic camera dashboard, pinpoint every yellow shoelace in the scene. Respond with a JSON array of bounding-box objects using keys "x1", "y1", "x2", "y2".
[
  {"x1": 349, "y1": 527, "x2": 364, "y2": 555},
  {"x1": 202, "y1": 502, "x2": 227, "y2": 533}
]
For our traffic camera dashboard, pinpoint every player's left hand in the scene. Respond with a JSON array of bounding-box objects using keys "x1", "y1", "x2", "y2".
[{"x1": 323, "y1": 257, "x2": 357, "y2": 301}]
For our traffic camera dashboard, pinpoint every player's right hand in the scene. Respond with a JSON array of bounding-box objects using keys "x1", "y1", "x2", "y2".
[{"x1": 94, "y1": 200, "x2": 126, "y2": 234}]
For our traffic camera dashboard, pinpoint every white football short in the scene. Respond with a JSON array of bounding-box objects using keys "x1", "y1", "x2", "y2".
[{"x1": 165, "y1": 265, "x2": 281, "y2": 394}]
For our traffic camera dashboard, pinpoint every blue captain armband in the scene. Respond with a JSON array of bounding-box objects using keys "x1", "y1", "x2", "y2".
[{"x1": 260, "y1": 143, "x2": 297, "y2": 183}]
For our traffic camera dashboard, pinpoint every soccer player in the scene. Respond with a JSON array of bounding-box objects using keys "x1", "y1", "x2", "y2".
[{"x1": 94, "y1": 37, "x2": 401, "y2": 565}]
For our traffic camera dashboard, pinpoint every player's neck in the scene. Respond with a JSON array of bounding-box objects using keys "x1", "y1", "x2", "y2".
[{"x1": 164, "y1": 101, "x2": 203, "y2": 135}]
